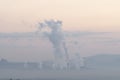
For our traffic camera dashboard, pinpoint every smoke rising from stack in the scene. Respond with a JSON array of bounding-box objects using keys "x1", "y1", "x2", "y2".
[{"x1": 38, "y1": 19, "x2": 69, "y2": 63}]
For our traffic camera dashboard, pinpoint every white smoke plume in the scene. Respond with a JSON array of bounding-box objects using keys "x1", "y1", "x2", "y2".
[
  {"x1": 38, "y1": 19, "x2": 69, "y2": 63},
  {"x1": 36, "y1": 19, "x2": 86, "y2": 69}
]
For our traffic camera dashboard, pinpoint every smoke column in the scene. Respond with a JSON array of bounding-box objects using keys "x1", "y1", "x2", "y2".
[
  {"x1": 62, "y1": 41, "x2": 69, "y2": 62},
  {"x1": 37, "y1": 19, "x2": 70, "y2": 68}
]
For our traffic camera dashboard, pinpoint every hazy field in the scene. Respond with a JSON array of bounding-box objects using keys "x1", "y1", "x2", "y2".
[{"x1": 0, "y1": 68, "x2": 120, "y2": 80}]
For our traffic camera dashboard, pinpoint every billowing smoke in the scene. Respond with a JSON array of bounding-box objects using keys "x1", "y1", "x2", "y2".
[{"x1": 38, "y1": 19, "x2": 69, "y2": 63}]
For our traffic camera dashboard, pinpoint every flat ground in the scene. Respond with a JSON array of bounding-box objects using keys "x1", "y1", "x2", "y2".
[{"x1": 0, "y1": 68, "x2": 120, "y2": 80}]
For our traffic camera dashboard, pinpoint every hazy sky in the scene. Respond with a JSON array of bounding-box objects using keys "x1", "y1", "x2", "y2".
[
  {"x1": 0, "y1": 32, "x2": 120, "y2": 62},
  {"x1": 0, "y1": 0, "x2": 120, "y2": 32}
]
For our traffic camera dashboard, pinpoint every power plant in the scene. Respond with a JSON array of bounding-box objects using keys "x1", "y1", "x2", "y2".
[
  {"x1": 0, "y1": 24, "x2": 119, "y2": 70},
  {"x1": 37, "y1": 19, "x2": 85, "y2": 70},
  {"x1": 0, "y1": 19, "x2": 86, "y2": 70}
]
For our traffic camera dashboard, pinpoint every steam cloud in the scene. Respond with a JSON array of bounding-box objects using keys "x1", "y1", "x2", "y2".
[{"x1": 38, "y1": 19, "x2": 69, "y2": 62}]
